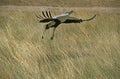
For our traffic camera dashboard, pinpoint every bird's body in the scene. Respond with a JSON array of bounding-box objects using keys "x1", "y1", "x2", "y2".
[{"x1": 36, "y1": 11, "x2": 96, "y2": 40}]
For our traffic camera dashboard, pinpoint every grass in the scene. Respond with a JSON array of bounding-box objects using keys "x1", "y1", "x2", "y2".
[
  {"x1": 0, "y1": 6, "x2": 120, "y2": 79},
  {"x1": 0, "y1": 0, "x2": 120, "y2": 7}
]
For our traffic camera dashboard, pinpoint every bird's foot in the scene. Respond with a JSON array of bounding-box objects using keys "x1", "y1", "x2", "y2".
[
  {"x1": 50, "y1": 37, "x2": 54, "y2": 40},
  {"x1": 42, "y1": 36, "x2": 44, "y2": 39}
]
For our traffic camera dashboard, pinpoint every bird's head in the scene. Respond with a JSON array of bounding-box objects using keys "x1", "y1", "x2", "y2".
[
  {"x1": 65, "y1": 10, "x2": 73, "y2": 15},
  {"x1": 69, "y1": 10, "x2": 73, "y2": 14}
]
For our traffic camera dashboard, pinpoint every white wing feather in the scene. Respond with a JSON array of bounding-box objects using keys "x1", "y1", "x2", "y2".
[{"x1": 53, "y1": 11, "x2": 73, "y2": 19}]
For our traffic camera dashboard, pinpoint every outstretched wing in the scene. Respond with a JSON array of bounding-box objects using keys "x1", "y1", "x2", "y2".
[
  {"x1": 63, "y1": 16, "x2": 81, "y2": 23},
  {"x1": 36, "y1": 10, "x2": 73, "y2": 23},
  {"x1": 82, "y1": 15, "x2": 96, "y2": 21},
  {"x1": 36, "y1": 11, "x2": 55, "y2": 23},
  {"x1": 38, "y1": 18, "x2": 54, "y2": 22},
  {"x1": 63, "y1": 15, "x2": 96, "y2": 23}
]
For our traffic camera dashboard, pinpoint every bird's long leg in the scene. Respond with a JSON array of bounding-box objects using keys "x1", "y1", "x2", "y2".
[
  {"x1": 51, "y1": 27, "x2": 56, "y2": 40},
  {"x1": 42, "y1": 24, "x2": 50, "y2": 39},
  {"x1": 42, "y1": 28, "x2": 47, "y2": 39}
]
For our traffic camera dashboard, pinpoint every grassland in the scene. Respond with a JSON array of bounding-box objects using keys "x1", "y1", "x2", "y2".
[
  {"x1": 0, "y1": 0, "x2": 120, "y2": 7},
  {"x1": 0, "y1": 6, "x2": 120, "y2": 79}
]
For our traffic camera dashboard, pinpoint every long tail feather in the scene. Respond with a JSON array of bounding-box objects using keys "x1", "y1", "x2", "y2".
[
  {"x1": 46, "y1": 11, "x2": 50, "y2": 18},
  {"x1": 42, "y1": 11, "x2": 47, "y2": 18},
  {"x1": 35, "y1": 14, "x2": 44, "y2": 19},
  {"x1": 49, "y1": 11, "x2": 52, "y2": 18},
  {"x1": 38, "y1": 15, "x2": 44, "y2": 18}
]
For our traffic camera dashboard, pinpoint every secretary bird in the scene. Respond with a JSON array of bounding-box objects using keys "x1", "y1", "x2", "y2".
[{"x1": 36, "y1": 10, "x2": 96, "y2": 40}]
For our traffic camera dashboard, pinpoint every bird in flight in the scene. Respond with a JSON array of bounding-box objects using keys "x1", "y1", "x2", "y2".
[{"x1": 36, "y1": 10, "x2": 96, "y2": 40}]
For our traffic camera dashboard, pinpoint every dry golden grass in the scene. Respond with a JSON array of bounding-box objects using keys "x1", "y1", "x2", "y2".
[
  {"x1": 0, "y1": 0, "x2": 120, "y2": 7},
  {"x1": 0, "y1": 6, "x2": 120, "y2": 79}
]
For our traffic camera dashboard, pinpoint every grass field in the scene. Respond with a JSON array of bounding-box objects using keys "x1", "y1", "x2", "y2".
[
  {"x1": 0, "y1": 6, "x2": 120, "y2": 79},
  {"x1": 0, "y1": 0, "x2": 120, "y2": 7}
]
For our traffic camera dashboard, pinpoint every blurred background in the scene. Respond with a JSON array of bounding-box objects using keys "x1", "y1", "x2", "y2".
[{"x1": 0, "y1": 0, "x2": 120, "y2": 79}]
